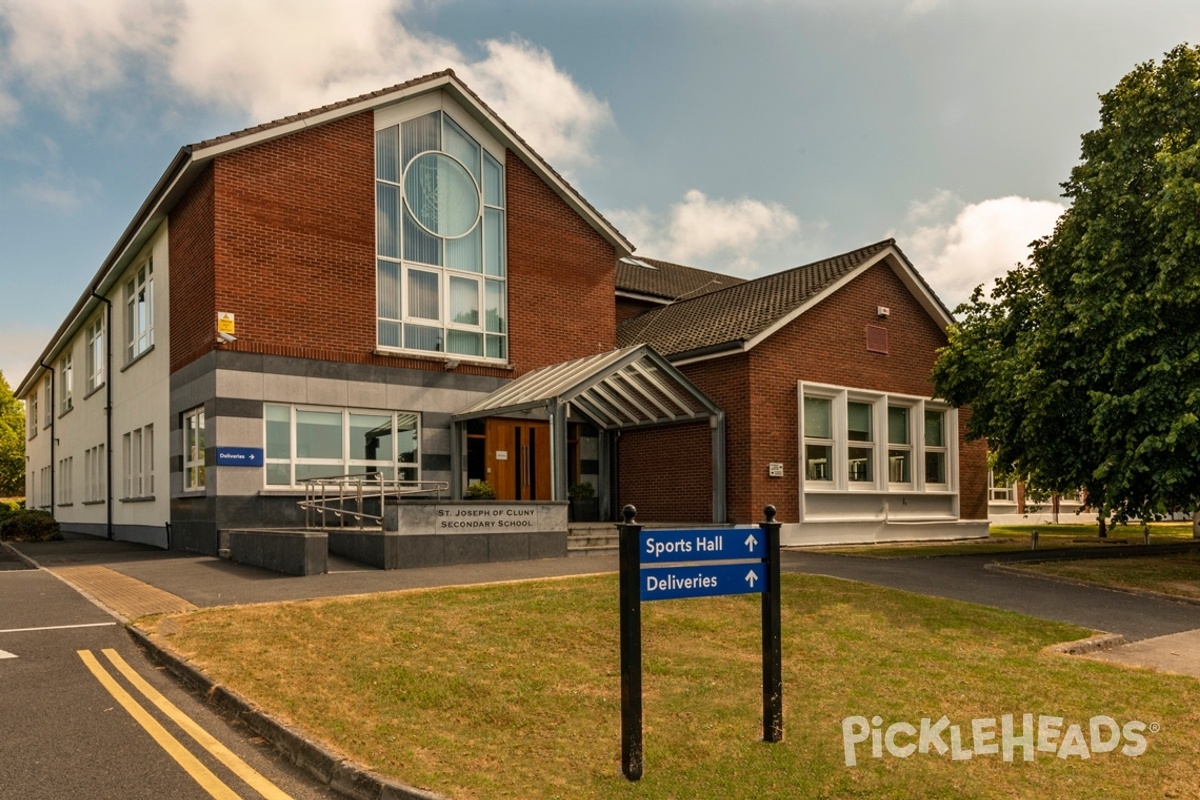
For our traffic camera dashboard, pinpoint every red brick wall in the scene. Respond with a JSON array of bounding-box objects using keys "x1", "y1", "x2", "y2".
[
  {"x1": 618, "y1": 421, "x2": 714, "y2": 522},
  {"x1": 170, "y1": 165, "x2": 217, "y2": 371},
  {"x1": 616, "y1": 296, "x2": 661, "y2": 324},
  {"x1": 506, "y1": 155, "x2": 616, "y2": 374},
  {"x1": 622, "y1": 258, "x2": 987, "y2": 524},
  {"x1": 168, "y1": 112, "x2": 618, "y2": 379}
]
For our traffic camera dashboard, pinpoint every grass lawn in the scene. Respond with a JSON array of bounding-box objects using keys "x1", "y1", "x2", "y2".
[
  {"x1": 817, "y1": 522, "x2": 1197, "y2": 558},
  {"x1": 1018, "y1": 552, "x2": 1200, "y2": 601},
  {"x1": 141, "y1": 574, "x2": 1200, "y2": 799}
]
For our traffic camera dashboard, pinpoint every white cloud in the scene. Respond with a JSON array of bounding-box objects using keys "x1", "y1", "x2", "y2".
[
  {"x1": 15, "y1": 180, "x2": 85, "y2": 211},
  {"x1": 895, "y1": 191, "x2": 1065, "y2": 309},
  {"x1": 0, "y1": 0, "x2": 611, "y2": 171},
  {"x1": 0, "y1": 86, "x2": 18, "y2": 125},
  {"x1": 607, "y1": 189, "x2": 803, "y2": 275}
]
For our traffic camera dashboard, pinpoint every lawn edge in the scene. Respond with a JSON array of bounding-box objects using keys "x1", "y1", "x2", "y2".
[
  {"x1": 125, "y1": 624, "x2": 452, "y2": 800},
  {"x1": 987, "y1": 562, "x2": 1200, "y2": 608}
]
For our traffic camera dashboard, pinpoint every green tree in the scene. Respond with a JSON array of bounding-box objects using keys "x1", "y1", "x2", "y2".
[
  {"x1": 933, "y1": 44, "x2": 1200, "y2": 524},
  {"x1": 0, "y1": 370, "x2": 25, "y2": 498}
]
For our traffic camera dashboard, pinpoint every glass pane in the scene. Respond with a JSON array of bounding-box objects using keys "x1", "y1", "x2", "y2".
[
  {"x1": 403, "y1": 206, "x2": 441, "y2": 265},
  {"x1": 484, "y1": 207, "x2": 505, "y2": 276},
  {"x1": 443, "y1": 114, "x2": 481, "y2": 184},
  {"x1": 449, "y1": 275, "x2": 479, "y2": 326},
  {"x1": 296, "y1": 464, "x2": 343, "y2": 482},
  {"x1": 402, "y1": 111, "x2": 440, "y2": 167},
  {"x1": 377, "y1": 260, "x2": 400, "y2": 320},
  {"x1": 296, "y1": 409, "x2": 342, "y2": 460},
  {"x1": 485, "y1": 279, "x2": 505, "y2": 333},
  {"x1": 486, "y1": 335, "x2": 506, "y2": 360},
  {"x1": 404, "y1": 152, "x2": 480, "y2": 238},
  {"x1": 926, "y1": 452, "x2": 946, "y2": 484},
  {"x1": 805, "y1": 444, "x2": 832, "y2": 481},
  {"x1": 888, "y1": 406, "x2": 909, "y2": 444},
  {"x1": 447, "y1": 330, "x2": 482, "y2": 356},
  {"x1": 847, "y1": 402, "x2": 872, "y2": 442},
  {"x1": 407, "y1": 269, "x2": 439, "y2": 320},
  {"x1": 405, "y1": 324, "x2": 441, "y2": 352},
  {"x1": 376, "y1": 184, "x2": 400, "y2": 258},
  {"x1": 848, "y1": 447, "x2": 873, "y2": 482},
  {"x1": 378, "y1": 320, "x2": 401, "y2": 348},
  {"x1": 266, "y1": 464, "x2": 291, "y2": 486},
  {"x1": 375, "y1": 126, "x2": 399, "y2": 183},
  {"x1": 888, "y1": 450, "x2": 911, "y2": 483},
  {"x1": 925, "y1": 410, "x2": 945, "y2": 447},
  {"x1": 445, "y1": 221, "x2": 482, "y2": 272},
  {"x1": 483, "y1": 151, "x2": 503, "y2": 207},
  {"x1": 351, "y1": 413, "x2": 393, "y2": 461},
  {"x1": 397, "y1": 413, "x2": 419, "y2": 464},
  {"x1": 803, "y1": 397, "x2": 832, "y2": 439},
  {"x1": 399, "y1": 466, "x2": 419, "y2": 482},
  {"x1": 265, "y1": 405, "x2": 291, "y2": 459}
]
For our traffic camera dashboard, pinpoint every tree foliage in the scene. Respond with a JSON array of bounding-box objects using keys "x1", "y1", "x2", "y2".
[
  {"x1": 0, "y1": 371, "x2": 25, "y2": 497},
  {"x1": 933, "y1": 44, "x2": 1200, "y2": 523}
]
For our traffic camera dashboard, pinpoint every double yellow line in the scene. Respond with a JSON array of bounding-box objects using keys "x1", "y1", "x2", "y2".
[{"x1": 78, "y1": 648, "x2": 293, "y2": 800}]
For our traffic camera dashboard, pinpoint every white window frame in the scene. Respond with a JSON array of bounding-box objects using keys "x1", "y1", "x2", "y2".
[
  {"x1": 264, "y1": 404, "x2": 421, "y2": 488},
  {"x1": 86, "y1": 316, "x2": 105, "y2": 393},
  {"x1": 43, "y1": 377, "x2": 51, "y2": 428},
  {"x1": 28, "y1": 394, "x2": 37, "y2": 440},
  {"x1": 375, "y1": 102, "x2": 508, "y2": 363},
  {"x1": 57, "y1": 456, "x2": 73, "y2": 505},
  {"x1": 59, "y1": 352, "x2": 73, "y2": 415},
  {"x1": 799, "y1": 382, "x2": 956, "y2": 495},
  {"x1": 125, "y1": 259, "x2": 154, "y2": 362},
  {"x1": 886, "y1": 403, "x2": 916, "y2": 488},
  {"x1": 184, "y1": 407, "x2": 206, "y2": 492},
  {"x1": 84, "y1": 444, "x2": 106, "y2": 503},
  {"x1": 122, "y1": 424, "x2": 154, "y2": 499}
]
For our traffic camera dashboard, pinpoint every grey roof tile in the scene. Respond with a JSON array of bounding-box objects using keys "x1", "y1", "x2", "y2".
[
  {"x1": 617, "y1": 239, "x2": 899, "y2": 357},
  {"x1": 616, "y1": 257, "x2": 747, "y2": 302}
]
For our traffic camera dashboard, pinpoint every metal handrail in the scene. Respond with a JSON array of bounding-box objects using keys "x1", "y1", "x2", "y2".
[{"x1": 298, "y1": 473, "x2": 450, "y2": 530}]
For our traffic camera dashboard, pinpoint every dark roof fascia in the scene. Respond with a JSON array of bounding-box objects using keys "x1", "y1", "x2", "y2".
[{"x1": 615, "y1": 289, "x2": 672, "y2": 306}]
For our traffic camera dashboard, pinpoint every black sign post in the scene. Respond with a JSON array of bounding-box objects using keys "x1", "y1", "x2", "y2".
[
  {"x1": 617, "y1": 505, "x2": 643, "y2": 781},
  {"x1": 618, "y1": 504, "x2": 783, "y2": 780}
]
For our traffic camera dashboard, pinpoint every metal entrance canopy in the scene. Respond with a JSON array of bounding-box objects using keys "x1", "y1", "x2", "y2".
[{"x1": 450, "y1": 345, "x2": 726, "y2": 520}]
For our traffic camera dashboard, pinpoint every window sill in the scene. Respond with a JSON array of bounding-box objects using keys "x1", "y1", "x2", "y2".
[
  {"x1": 83, "y1": 383, "x2": 105, "y2": 402},
  {"x1": 81, "y1": 500, "x2": 106, "y2": 506},
  {"x1": 121, "y1": 344, "x2": 155, "y2": 373},
  {"x1": 178, "y1": 490, "x2": 206, "y2": 498},
  {"x1": 56, "y1": 503, "x2": 74, "y2": 508},
  {"x1": 372, "y1": 348, "x2": 513, "y2": 370},
  {"x1": 119, "y1": 495, "x2": 156, "y2": 503},
  {"x1": 58, "y1": 405, "x2": 74, "y2": 419}
]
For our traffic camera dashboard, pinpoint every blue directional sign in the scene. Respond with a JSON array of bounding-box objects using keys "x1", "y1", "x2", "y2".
[
  {"x1": 640, "y1": 528, "x2": 765, "y2": 564},
  {"x1": 641, "y1": 563, "x2": 766, "y2": 601},
  {"x1": 215, "y1": 447, "x2": 263, "y2": 467}
]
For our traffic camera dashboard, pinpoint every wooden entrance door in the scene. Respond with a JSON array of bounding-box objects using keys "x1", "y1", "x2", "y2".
[{"x1": 486, "y1": 419, "x2": 551, "y2": 501}]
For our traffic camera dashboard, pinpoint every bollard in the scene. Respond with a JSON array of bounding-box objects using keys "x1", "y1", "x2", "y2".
[
  {"x1": 1143, "y1": 523, "x2": 1149, "y2": 545},
  {"x1": 1031, "y1": 529, "x2": 1038, "y2": 550}
]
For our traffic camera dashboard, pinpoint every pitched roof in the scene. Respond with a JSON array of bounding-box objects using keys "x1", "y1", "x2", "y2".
[
  {"x1": 616, "y1": 256, "x2": 747, "y2": 303},
  {"x1": 17, "y1": 69, "x2": 632, "y2": 395},
  {"x1": 616, "y1": 239, "x2": 953, "y2": 361}
]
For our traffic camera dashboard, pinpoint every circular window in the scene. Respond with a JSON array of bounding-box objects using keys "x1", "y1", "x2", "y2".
[{"x1": 404, "y1": 152, "x2": 480, "y2": 238}]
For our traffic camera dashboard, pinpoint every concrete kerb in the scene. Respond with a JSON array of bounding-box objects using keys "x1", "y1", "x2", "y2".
[
  {"x1": 986, "y1": 561, "x2": 1200, "y2": 609},
  {"x1": 125, "y1": 626, "x2": 451, "y2": 800},
  {"x1": 1041, "y1": 632, "x2": 1128, "y2": 656}
]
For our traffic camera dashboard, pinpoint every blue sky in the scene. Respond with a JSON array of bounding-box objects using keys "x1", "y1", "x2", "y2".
[{"x1": 2, "y1": 0, "x2": 1198, "y2": 388}]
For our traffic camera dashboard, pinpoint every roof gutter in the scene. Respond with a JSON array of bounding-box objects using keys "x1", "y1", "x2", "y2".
[{"x1": 663, "y1": 339, "x2": 747, "y2": 366}]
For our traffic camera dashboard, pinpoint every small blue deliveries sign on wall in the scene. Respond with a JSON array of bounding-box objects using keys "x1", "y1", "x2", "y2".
[{"x1": 215, "y1": 447, "x2": 263, "y2": 467}]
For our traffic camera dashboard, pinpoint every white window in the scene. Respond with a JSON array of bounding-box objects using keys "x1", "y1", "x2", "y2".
[
  {"x1": 987, "y1": 470, "x2": 1014, "y2": 502},
  {"x1": 39, "y1": 466, "x2": 52, "y2": 509},
  {"x1": 84, "y1": 444, "x2": 106, "y2": 503},
  {"x1": 123, "y1": 424, "x2": 154, "y2": 499},
  {"x1": 28, "y1": 394, "x2": 37, "y2": 440},
  {"x1": 800, "y1": 384, "x2": 954, "y2": 494},
  {"x1": 125, "y1": 260, "x2": 154, "y2": 362},
  {"x1": 43, "y1": 377, "x2": 51, "y2": 428},
  {"x1": 57, "y1": 457, "x2": 73, "y2": 505},
  {"x1": 264, "y1": 404, "x2": 420, "y2": 487},
  {"x1": 184, "y1": 407, "x2": 206, "y2": 492},
  {"x1": 59, "y1": 352, "x2": 73, "y2": 414},
  {"x1": 376, "y1": 110, "x2": 507, "y2": 361},
  {"x1": 86, "y1": 316, "x2": 105, "y2": 393}
]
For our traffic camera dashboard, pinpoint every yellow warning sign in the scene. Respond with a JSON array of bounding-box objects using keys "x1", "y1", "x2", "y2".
[{"x1": 217, "y1": 313, "x2": 236, "y2": 335}]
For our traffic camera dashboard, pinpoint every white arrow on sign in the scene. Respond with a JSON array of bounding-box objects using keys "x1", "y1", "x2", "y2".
[
  {"x1": 744, "y1": 533, "x2": 759, "y2": 551},
  {"x1": 745, "y1": 571, "x2": 759, "y2": 588},
  {"x1": 0, "y1": 649, "x2": 17, "y2": 660}
]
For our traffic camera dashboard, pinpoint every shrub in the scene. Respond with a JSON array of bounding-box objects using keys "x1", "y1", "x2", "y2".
[
  {"x1": 466, "y1": 480, "x2": 496, "y2": 499},
  {"x1": 0, "y1": 509, "x2": 62, "y2": 542}
]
